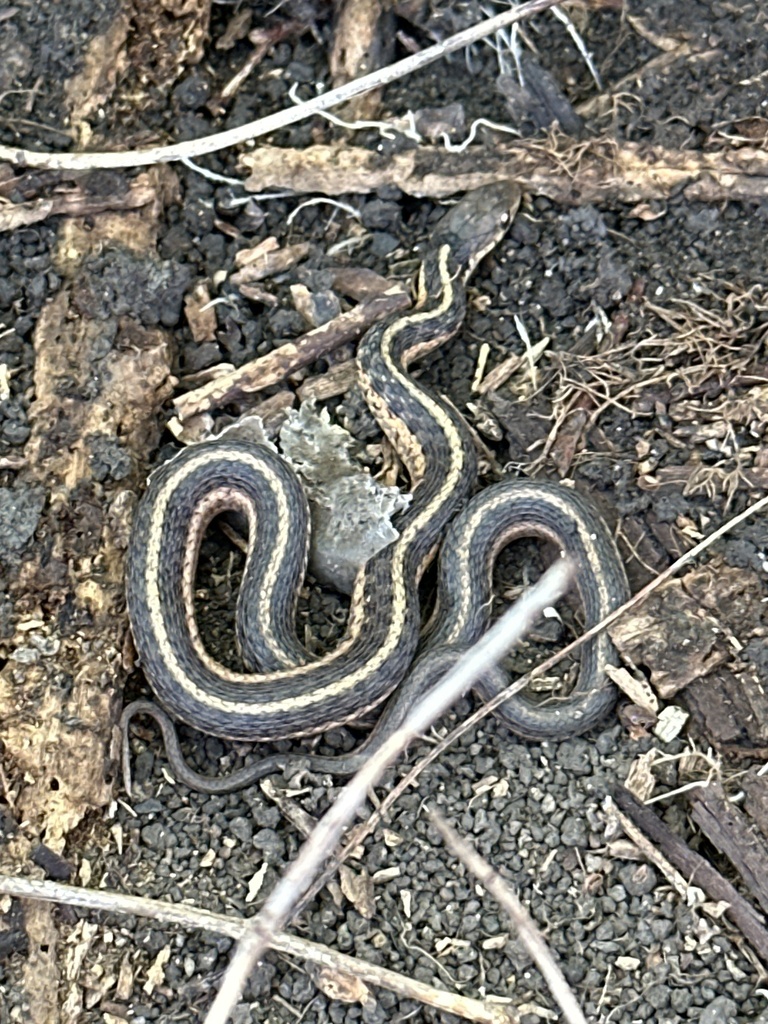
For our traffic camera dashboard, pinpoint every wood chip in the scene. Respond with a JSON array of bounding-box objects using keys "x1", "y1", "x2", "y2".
[
  {"x1": 183, "y1": 282, "x2": 218, "y2": 343},
  {"x1": 231, "y1": 239, "x2": 310, "y2": 282},
  {"x1": 604, "y1": 664, "x2": 659, "y2": 715},
  {"x1": 610, "y1": 580, "x2": 729, "y2": 698},
  {"x1": 246, "y1": 863, "x2": 268, "y2": 904},
  {"x1": 114, "y1": 954, "x2": 134, "y2": 1002},
  {"x1": 142, "y1": 946, "x2": 170, "y2": 995},
  {"x1": 308, "y1": 964, "x2": 372, "y2": 1006}
]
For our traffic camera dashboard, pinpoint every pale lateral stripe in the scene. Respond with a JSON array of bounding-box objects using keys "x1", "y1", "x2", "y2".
[{"x1": 142, "y1": 250, "x2": 470, "y2": 717}]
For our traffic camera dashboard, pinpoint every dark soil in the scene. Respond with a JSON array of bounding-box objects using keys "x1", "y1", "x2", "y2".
[{"x1": 1, "y1": 2, "x2": 768, "y2": 1023}]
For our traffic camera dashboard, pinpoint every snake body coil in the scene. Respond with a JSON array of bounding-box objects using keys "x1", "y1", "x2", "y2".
[{"x1": 123, "y1": 183, "x2": 629, "y2": 792}]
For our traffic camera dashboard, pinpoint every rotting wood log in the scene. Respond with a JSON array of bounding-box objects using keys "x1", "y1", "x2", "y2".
[{"x1": 0, "y1": 165, "x2": 178, "y2": 1023}]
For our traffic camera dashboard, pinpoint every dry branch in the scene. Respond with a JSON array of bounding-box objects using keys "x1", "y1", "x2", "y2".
[
  {"x1": 0, "y1": 179, "x2": 156, "y2": 233},
  {"x1": 240, "y1": 139, "x2": 768, "y2": 204},
  {"x1": 0, "y1": 875, "x2": 515, "y2": 1024},
  {"x1": 688, "y1": 781, "x2": 768, "y2": 918},
  {"x1": 0, "y1": 0, "x2": 562, "y2": 171}
]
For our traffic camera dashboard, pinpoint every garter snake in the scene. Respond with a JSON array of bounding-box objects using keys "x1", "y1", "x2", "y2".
[{"x1": 122, "y1": 182, "x2": 630, "y2": 793}]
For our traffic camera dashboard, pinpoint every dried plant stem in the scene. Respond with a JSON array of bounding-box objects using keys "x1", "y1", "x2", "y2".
[{"x1": 0, "y1": 875, "x2": 516, "y2": 1024}]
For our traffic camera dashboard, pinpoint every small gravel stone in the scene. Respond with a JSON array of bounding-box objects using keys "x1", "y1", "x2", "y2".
[
  {"x1": 619, "y1": 863, "x2": 658, "y2": 896},
  {"x1": 229, "y1": 1004, "x2": 251, "y2": 1024},
  {"x1": 700, "y1": 996, "x2": 739, "y2": 1024},
  {"x1": 141, "y1": 823, "x2": 173, "y2": 850},
  {"x1": 228, "y1": 816, "x2": 253, "y2": 844},
  {"x1": 559, "y1": 815, "x2": 587, "y2": 847}
]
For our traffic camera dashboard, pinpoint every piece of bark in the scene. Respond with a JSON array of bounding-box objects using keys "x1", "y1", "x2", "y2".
[
  {"x1": 548, "y1": 401, "x2": 590, "y2": 477},
  {"x1": 330, "y1": 0, "x2": 394, "y2": 121},
  {"x1": 688, "y1": 781, "x2": 768, "y2": 918},
  {"x1": 0, "y1": 165, "x2": 176, "y2": 1022},
  {"x1": 173, "y1": 288, "x2": 410, "y2": 421},
  {"x1": 184, "y1": 281, "x2": 218, "y2": 343},
  {"x1": 612, "y1": 786, "x2": 768, "y2": 967},
  {"x1": 231, "y1": 239, "x2": 310, "y2": 281},
  {"x1": 63, "y1": 10, "x2": 131, "y2": 126},
  {"x1": 610, "y1": 580, "x2": 730, "y2": 698},
  {"x1": 214, "y1": 6, "x2": 252, "y2": 50},
  {"x1": 740, "y1": 771, "x2": 768, "y2": 842},
  {"x1": 240, "y1": 140, "x2": 768, "y2": 205},
  {"x1": 127, "y1": 0, "x2": 210, "y2": 92},
  {"x1": 0, "y1": 178, "x2": 157, "y2": 233},
  {"x1": 330, "y1": 266, "x2": 399, "y2": 301},
  {"x1": 685, "y1": 666, "x2": 768, "y2": 750}
]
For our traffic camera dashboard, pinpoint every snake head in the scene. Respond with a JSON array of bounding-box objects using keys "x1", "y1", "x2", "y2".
[{"x1": 432, "y1": 181, "x2": 521, "y2": 278}]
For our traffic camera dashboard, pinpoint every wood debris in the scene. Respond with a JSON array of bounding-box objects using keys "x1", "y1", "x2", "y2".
[
  {"x1": 240, "y1": 139, "x2": 768, "y2": 204},
  {"x1": 173, "y1": 288, "x2": 410, "y2": 421},
  {"x1": 688, "y1": 780, "x2": 768, "y2": 918},
  {"x1": 611, "y1": 787, "x2": 768, "y2": 967},
  {"x1": 0, "y1": 177, "x2": 157, "y2": 233}
]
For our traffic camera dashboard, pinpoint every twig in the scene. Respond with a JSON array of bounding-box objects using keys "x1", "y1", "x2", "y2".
[
  {"x1": 688, "y1": 780, "x2": 768, "y2": 918},
  {"x1": 173, "y1": 288, "x2": 409, "y2": 421},
  {"x1": 605, "y1": 796, "x2": 693, "y2": 903},
  {"x1": 203, "y1": 559, "x2": 574, "y2": 1024},
  {"x1": 0, "y1": 875, "x2": 515, "y2": 1024},
  {"x1": 0, "y1": 0, "x2": 562, "y2": 171},
  {"x1": 610, "y1": 787, "x2": 768, "y2": 966},
  {"x1": 429, "y1": 809, "x2": 588, "y2": 1024}
]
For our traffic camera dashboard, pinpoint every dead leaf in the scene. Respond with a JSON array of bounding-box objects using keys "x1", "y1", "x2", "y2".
[{"x1": 339, "y1": 864, "x2": 375, "y2": 919}]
